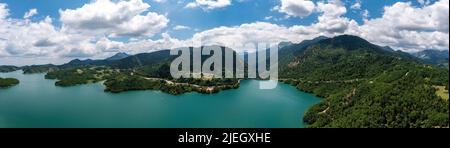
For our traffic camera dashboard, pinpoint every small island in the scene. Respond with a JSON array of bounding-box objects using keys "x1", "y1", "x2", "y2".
[{"x1": 0, "y1": 77, "x2": 20, "y2": 88}]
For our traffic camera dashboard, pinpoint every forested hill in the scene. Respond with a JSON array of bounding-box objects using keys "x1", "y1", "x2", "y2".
[
  {"x1": 279, "y1": 35, "x2": 423, "y2": 81},
  {"x1": 109, "y1": 50, "x2": 173, "y2": 69},
  {"x1": 277, "y1": 35, "x2": 449, "y2": 128},
  {"x1": 112, "y1": 46, "x2": 245, "y2": 79},
  {"x1": 0, "y1": 66, "x2": 19, "y2": 73}
]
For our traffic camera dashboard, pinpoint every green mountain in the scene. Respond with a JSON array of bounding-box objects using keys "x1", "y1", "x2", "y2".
[
  {"x1": 109, "y1": 50, "x2": 173, "y2": 69},
  {"x1": 60, "y1": 52, "x2": 131, "y2": 68},
  {"x1": 277, "y1": 36, "x2": 329, "y2": 68},
  {"x1": 105, "y1": 52, "x2": 130, "y2": 61},
  {"x1": 279, "y1": 35, "x2": 423, "y2": 81},
  {"x1": 381, "y1": 46, "x2": 395, "y2": 52},
  {"x1": 60, "y1": 59, "x2": 106, "y2": 68},
  {"x1": 278, "y1": 35, "x2": 449, "y2": 128}
]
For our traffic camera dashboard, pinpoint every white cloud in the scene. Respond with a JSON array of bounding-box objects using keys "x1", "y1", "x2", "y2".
[
  {"x1": 264, "y1": 16, "x2": 273, "y2": 20},
  {"x1": 154, "y1": 0, "x2": 167, "y2": 3},
  {"x1": 362, "y1": 9, "x2": 369, "y2": 19},
  {"x1": 0, "y1": 15, "x2": 66, "y2": 58},
  {"x1": 59, "y1": 0, "x2": 168, "y2": 38},
  {"x1": 95, "y1": 37, "x2": 124, "y2": 52},
  {"x1": 121, "y1": 32, "x2": 191, "y2": 54},
  {"x1": 351, "y1": 1, "x2": 361, "y2": 10},
  {"x1": 173, "y1": 25, "x2": 191, "y2": 30},
  {"x1": 0, "y1": 0, "x2": 170, "y2": 63},
  {"x1": 24, "y1": 8, "x2": 38, "y2": 19},
  {"x1": 187, "y1": 22, "x2": 314, "y2": 52},
  {"x1": 0, "y1": 3, "x2": 8, "y2": 20},
  {"x1": 357, "y1": 0, "x2": 449, "y2": 51},
  {"x1": 1, "y1": 0, "x2": 449, "y2": 65},
  {"x1": 304, "y1": 0, "x2": 355, "y2": 34},
  {"x1": 185, "y1": 0, "x2": 232, "y2": 10},
  {"x1": 418, "y1": 0, "x2": 431, "y2": 5},
  {"x1": 118, "y1": 22, "x2": 321, "y2": 54},
  {"x1": 276, "y1": 0, "x2": 315, "y2": 18}
]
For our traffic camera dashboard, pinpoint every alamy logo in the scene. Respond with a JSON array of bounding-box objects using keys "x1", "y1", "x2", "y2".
[{"x1": 170, "y1": 43, "x2": 279, "y2": 89}]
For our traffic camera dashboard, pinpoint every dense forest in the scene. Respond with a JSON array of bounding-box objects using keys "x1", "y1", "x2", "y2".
[
  {"x1": 104, "y1": 72, "x2": 239, "y2": 95},
  {"x1": 103, "y1": 73, "x2": 199, "y2": 95},
  {"x1": 45, "y1": 67, "x2": 118, "y2": 87},
  {"x1": 0, "y1": 77, "x2": 20, "y2": 88},
  {"x1": 303, "y1": 70, "x2": 449, "y2": 128},
  {"x1": 277, "y1": 35, "x2": 449, "y2": 128}
]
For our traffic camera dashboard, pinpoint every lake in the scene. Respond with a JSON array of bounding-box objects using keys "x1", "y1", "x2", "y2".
[{"x1": 0, "y1": 71, "x2": 321, "y2": 128}]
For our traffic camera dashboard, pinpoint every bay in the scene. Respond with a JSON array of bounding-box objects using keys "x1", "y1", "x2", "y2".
[{"x1": 0, "y1": 71, "x2": 321, "y2": 128}]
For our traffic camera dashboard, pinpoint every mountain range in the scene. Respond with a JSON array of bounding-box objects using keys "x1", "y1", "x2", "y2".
[
  {"x1": 272, "y1": 35, "x2": 448, "y2": 128},
  {"x1": 0, "y1": 35, "x2": 448, "y2": 128},
  {"x1": 1, "y1": 36, "x2": 447, "y2": 74}
]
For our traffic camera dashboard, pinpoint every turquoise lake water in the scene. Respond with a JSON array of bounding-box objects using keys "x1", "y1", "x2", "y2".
[{"x1": 0, "y1": 71, "x2": 321, "y2": 128}]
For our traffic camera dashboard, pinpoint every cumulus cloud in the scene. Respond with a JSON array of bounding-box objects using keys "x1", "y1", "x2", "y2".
[
  {"x1": 188, "y1": 22, "x2": 304, "y2": 52},
  {"x1": 351, "y1": 0, "x2": 361, "y2": 10},
  {"x1": 276, "y1": 0, "x2": 315, "y2": 18},
  {"x1": 0, "y1": 3, "x2": 8, "y2": 20},
  {"x1": 185, "y1": 0, "x2": 232, "y2": 10},
  {"x1": 0, "y1": 0, "x2": 449, "y2": 65},
  {"x1": 357, "y1": 0, "x2": 449, "y2": 51},
  {"x1": 312, "y1": 0, "x2": 355, "y2": 34},
  {"x1": 95, "y1": 37, "x2": 124, "y2": 52},
  {"x1": 59, "y1": 0, "x2": 168, "y2": 38},
  {"x1": 0, "y1": 15, "x2": 65, "y2": 58},
  {"x1": 121, "y1": 32, "x2": 191, "y2": 54},
  {"x1": 0, "y1": 0, "x2": 170, "y2": 64},
  {"x1": 274, "y1": 0, "x2": 354, "y2": 35}
]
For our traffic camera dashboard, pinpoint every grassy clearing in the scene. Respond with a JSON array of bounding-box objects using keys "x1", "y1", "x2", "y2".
[{"x1": 434, "y1": 86, "x2": 449, "y2": 100}]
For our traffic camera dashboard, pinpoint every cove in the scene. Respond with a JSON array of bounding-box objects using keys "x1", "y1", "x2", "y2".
[{"x1": 0, "y1": 71, "x2": 321, "y2": 128}]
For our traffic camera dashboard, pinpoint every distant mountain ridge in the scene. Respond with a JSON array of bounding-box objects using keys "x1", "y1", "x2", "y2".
[
  {"x1": 106, "y1": 52, "x2": 130, "y2": 61},
  {"x1": 412, "y1": 49, "x2": 449, "y2": 66},
  {"x1": 61, "y1": 52, "x2": 131, "y2": 68}
]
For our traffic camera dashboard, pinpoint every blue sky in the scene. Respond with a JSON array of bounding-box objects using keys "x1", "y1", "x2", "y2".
[
  {"x1": 0, "y1": 0, "x2": 448, "y2": 65},
  {"x1": 1, "y1": 0, "x2": 432, "y2": 39}
]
